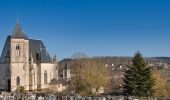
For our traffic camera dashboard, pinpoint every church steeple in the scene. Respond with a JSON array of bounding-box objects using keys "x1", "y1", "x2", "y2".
[{"x1": 11, "y1": 20, "x2": 28, "y2": 39}]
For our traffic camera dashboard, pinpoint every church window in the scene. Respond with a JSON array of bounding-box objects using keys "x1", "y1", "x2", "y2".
[
  {"x1": 36, "y1": 53, "x2": 39, "y2": 60},
  {"x1": 16, "y1": 76, "x2": 20, "y2": 86},
  {"x1": 16, "y1": 44, "x2": 20, "y2": 50},
  {"x1": 16, "y1": 45, "x2": 18, "y2": 50},
  {"x1": 33, "y1": 72, "x2": 35, "y2": 83},
  {"x1": 44, "y1": 71, "x2": 47, "y2": 84},
  {"x1": 16, "y1": 44, "x2": 20, "y2": 57},
  {"x1": 35, "y1": 51, "x2": 41, "y2": 63}
]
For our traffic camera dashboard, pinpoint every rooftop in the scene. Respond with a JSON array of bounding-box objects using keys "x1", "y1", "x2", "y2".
[{"x1": 11, "y1": 20, "x2": 28, "y2": 39}]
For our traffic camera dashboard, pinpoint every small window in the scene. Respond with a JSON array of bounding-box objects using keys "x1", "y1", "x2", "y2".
[
  {"x1": 16, "y1": 44, "x2": 20, "y2": 50},
  {"x1": 16, "y1": 44, "x2": 20, "y2": 57},
  {"x1": 16, "y1": 76, "x2": 20, "y2": 86},
  {"x1": 16, "y1": 45, "x2": 18, "y2": 50},
  {"x1": 44, "y1": 71, "x2": 47, "y2": 84},
  {"x1": 36, "y1": 53, "x2": 39, "y2": 60}
]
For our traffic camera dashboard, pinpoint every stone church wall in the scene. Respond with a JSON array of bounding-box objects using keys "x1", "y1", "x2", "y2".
[
  {"x1": 0, "y1": 64, "x2": 5, "y2": 90},
  {"x1": 41, "y1": 63, "x2": 56, "y2": 89},
  {"x1": 0, "y1": 22, "x2": 58, "y2": 92},
  {"x1": 10, "y1": 38, "x2": 29, "y2": 92},
  {"x1": 10, "y1": 63, "x2": 29, "y2": 92}
]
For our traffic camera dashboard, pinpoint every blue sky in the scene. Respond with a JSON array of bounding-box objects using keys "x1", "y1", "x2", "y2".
[{"x1": 0, "y1": 0, "x2": 170, "y2": 59}]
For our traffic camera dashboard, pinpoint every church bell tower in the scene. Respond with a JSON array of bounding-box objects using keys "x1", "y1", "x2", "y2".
[{"x1": 10, "y1": 20, "x2": 30, "y2": 91}]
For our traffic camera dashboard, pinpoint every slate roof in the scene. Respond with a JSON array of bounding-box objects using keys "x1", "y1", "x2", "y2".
[
  {"x1": 11, "y1": 21, "x2": 28, "y2": 39},
  {"x1": 29, "y1": 39, "x2": 53, "y2": 63},
  {"x1": 9, "y1": 21, "x2": 53, "y2": 63}
]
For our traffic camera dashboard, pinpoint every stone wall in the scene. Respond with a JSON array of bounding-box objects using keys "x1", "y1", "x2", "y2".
[
  {"x1": 41, "y1": 63, "x2": 56, "y2": 89},
  {"x1": 10, "y1": 38, "x2": 29, "y2": 92},
  {"x1": 0, "y1": 64, "x2": 5, "y2": 90}
]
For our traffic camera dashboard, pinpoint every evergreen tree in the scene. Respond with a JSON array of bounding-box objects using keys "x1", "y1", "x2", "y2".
[{"x1": 123, "y1": 51, "x2": 155, "y2": 97}]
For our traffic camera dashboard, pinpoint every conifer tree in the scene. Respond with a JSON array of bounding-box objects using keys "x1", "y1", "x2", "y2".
[{"x1": 123, "y1": 51, "x2": 155, "y2": 97}]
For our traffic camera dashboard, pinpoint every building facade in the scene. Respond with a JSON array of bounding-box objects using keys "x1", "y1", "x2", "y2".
[{"x1": 0, "y1": 21, "x2": 58, "y2": 92}]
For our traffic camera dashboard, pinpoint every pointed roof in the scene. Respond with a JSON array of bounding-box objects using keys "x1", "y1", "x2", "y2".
[{"x1": 11, "y1": 20, "x2": 28, "y2": 39}]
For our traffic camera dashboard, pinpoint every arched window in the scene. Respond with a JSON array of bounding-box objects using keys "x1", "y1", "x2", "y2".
[
  {"x1": 44, "y1": 71, "x2": 47, "y2": 84},
  {"x1": 16, "y1": 45, "x2": 18, "y2": 50},
  {"x1": 16, "y1": 76, "x2": 20, "y2": 86},
  {"x1": 16, "y1": 44, "x2": 20, "y2": 50},
  {"x1": 16, "y1": 44, "x2": 20, "y2": 57}
]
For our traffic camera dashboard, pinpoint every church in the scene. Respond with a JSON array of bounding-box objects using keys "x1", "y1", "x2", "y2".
[{"x1": 0, "y1": 21, "x2": 70, "y2": 92}]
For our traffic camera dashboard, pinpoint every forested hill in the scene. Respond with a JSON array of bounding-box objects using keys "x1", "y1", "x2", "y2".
[
  {"x1": 154, "y1": 57, "x2": 170, "y2": 64},
  {"x1": 60, "y1": 56, "x2": 170, "y2": 65}
]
